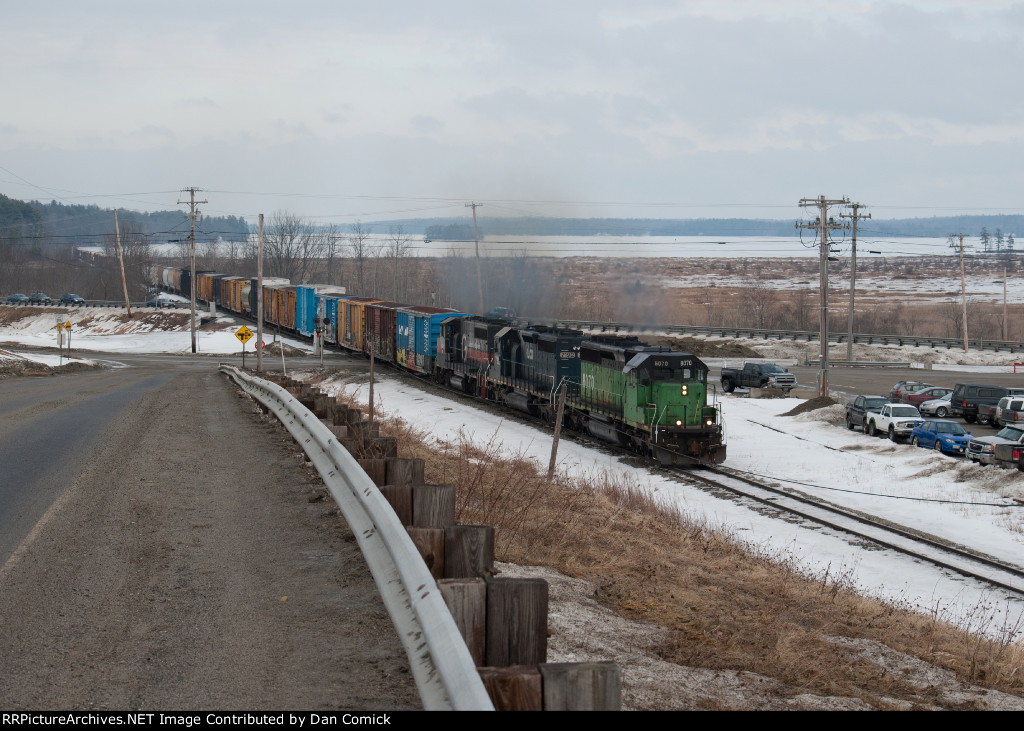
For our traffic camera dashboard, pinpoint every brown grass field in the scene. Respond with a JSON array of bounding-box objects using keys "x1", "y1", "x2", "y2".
[{"x1": 304, "y1": 373, "x2": 1024, "y2": 711}]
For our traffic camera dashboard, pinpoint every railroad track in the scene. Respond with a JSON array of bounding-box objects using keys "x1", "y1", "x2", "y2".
[
  {"x1": 663, "y1": 463, "x2": 1024, "y2": 597},
  {"x1": 347, "y1": 360, "x2": 1024, "y2": 599}
]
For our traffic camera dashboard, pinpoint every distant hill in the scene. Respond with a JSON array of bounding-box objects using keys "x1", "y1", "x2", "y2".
[{"x1": 0, "y1": 194, "x2": 251, "y2": 246}]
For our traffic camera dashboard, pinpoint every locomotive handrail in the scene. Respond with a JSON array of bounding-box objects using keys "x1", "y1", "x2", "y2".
[{"x1": 218, "y1": 364, "x2": 494, "y2": 712}]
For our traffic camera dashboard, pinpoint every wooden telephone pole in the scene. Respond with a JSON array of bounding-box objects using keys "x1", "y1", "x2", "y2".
[
  {"x1": 797, "y1": 196, "x2": 849, "y2": 397},
  {"x1": 466, "y1": 202, "x2": 484, "y2": 313},
  {"x1": 950, "y1": 233, "x2": 968, "y2": 353},
  {"x1": 839, "y1": 203, "x2": 870, "y2": 362},
  {"x1": 112, "y1": 209, "x2": 133, "y2": 317},
  {"x1": 178, "y1": 187, "x2": 207, "y2": 354}
]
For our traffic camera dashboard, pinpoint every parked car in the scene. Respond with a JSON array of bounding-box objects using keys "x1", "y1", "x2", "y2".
[
  {"x1": 950, "y1": 383, "x2": 1024, "y2": 424},
  {"x1": 28, "y1": 292, "x2": 53, "y2": 305},
  {"x1": 919, "y1": 394, "x2": 953, "y2": 418},
  {"x1": 865, "y1": 403, "x2": 923, "y2": 442},
  {"x1": 845, "y1": 395, "x2": 888, "y2": 431},
  {"x1": 993, "y1": 396, "x2": 1024, "y2": 429},
  {"x1": 145, "y1": 296, "x2": 178, "y2": 309},
  {"x1": 967, "y1": 425, "x2": 1024, "y2": 465},
  {"x1": 910, "y1": 420, "x2": 971, "y2": 455},
  {"x1": 5, "y1": 293, "x2": 28, "y2": 304},
  {"x1": 901, "y1": 386, "x2": 952, "y2": 408},
  {"x1": 59, "y1": 293, "x2": 85, "y2": 306},
  {"x1": 484, "y1": 306, "x2": 517, "y2": 320},
  {"x1": 888, "y1": 381, "x2": 933, "y2": 403},
  {"x1": 721, "y1": 363, "x2": 797, "y2": 393}
]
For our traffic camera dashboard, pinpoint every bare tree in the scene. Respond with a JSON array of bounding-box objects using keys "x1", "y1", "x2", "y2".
[
  {"x1": 348, "y1": 221, "x2": 372, "y2": 294},
  {"x1": 324, "y1": 224, "x2": 343, "y2": 288},
  {"x1": 264, "y1": 211, "x2": 324, "y2": 283},
  {"x1": 102, "y1": 221, "x2": 154, "y2": 301},
  {"x1": 742, "y1": 274, "x2": 777, "y2": 329},
  {"x1": 387, "y1": 225, "x2": 413, "y2": 301}
]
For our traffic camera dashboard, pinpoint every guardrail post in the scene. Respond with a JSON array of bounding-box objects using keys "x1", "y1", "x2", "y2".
[
  {"x1": 438, "y1": 578, "x2": 487, "y2": 665},
  {"x1": 407, "y1": 527, "x2": 445, "y2": 580},
  {"x1": 485, "y1": 577, "x2": 548, "y2": 666},
  {"x1": 444, "y1": 525, "x2": 495, "y2": 578},
  {"x1": 539, "y1": 662, "x2": 621, "y2": 711},
  {"x1": 413, "y1": 484, "x2": 456, "y2": 528},
  {"x1": 477, "y1": 666, "x2": 543, "y2": 711}
]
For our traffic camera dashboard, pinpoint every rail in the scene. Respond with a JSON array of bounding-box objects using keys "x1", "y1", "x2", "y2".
[
  {"x1": 218, "y1": 364, "x2": 494, "y2": 711},
  {"x1": 540, "y1": 319, "x2": 1024, "y2": 353}
]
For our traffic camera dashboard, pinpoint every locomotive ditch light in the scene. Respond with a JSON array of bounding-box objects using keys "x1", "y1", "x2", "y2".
[
  {"x1": 706, "y1": 419, "x2": 713, "y2": 426},
  {"x1": 675, "y1": 419, "x2": 683, "y2": 426}
]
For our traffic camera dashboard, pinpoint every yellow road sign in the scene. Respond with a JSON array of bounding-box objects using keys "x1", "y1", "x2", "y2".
[
  {"x1": 64, "y1": 321, "x2": 72, "y2": 330},
  {"x1": 235, "y1": 325, "x2": 254, "y2": 344}
]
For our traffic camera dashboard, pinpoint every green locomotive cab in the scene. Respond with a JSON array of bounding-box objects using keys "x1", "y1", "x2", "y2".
[{"x1": 577, "y1": 340, "x2": 725, "y2": 465}]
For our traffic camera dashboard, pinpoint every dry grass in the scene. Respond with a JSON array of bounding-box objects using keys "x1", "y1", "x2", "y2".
[{"x1": 319, "y1": 383, "x2": 1024, "y2": 707}]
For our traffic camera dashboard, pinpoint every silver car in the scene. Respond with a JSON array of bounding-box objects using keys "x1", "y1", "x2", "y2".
[
  {"x1": 919, "y1": 394, "x2": 952, "y2": 418},
  {"x1": 993, "y1": 397, "x2": 1024, "y2": 429},
  {"x1": 968, "y1": 425, "x2": 1024, "y2": 465}
]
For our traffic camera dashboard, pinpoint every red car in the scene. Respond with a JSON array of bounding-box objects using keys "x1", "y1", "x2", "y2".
[{"x1": 901, "y1": 386, "x2": 952, "y2": 407}]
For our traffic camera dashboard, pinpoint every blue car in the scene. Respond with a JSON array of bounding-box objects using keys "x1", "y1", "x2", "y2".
[{"x1": 911, "y1": 419, "x2": 971, "y2": 455}]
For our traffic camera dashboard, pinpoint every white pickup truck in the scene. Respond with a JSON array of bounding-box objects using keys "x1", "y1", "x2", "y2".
[{"x1": 865, "y1": 403, "x2": 923, "y2": 442}]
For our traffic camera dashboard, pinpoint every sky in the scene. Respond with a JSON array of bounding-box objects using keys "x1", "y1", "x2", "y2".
[
  {"x1": 3, "y1": 305, "x2": 1024, "y2": 639},
  {"x1": 2, "y1": 1, "x2": 1024, "y2": 226}
]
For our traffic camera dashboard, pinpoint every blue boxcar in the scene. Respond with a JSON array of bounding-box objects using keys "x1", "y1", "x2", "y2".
[
  {"x1": 317, "y1": 292, "x2": 351, "y2": 345},
  {"x1": 399, "y1": 307, "x2": 469, "y2": 374},
  {"x1": 297, "y1": 285, "x2": 346, "y2": 338}
]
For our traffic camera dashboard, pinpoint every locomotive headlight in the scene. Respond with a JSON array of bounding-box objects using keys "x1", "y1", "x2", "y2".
[
  {"x1": 680, "y1": 385, "x2": 688, "y2": 396},
  {"x1": 675, "y1": 419, "x2": 683, "y2": 426}
]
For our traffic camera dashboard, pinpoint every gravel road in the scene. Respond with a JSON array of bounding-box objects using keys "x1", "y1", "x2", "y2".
[{"x1": 0, "y1": 366, "x2": 419, "y2": 710}]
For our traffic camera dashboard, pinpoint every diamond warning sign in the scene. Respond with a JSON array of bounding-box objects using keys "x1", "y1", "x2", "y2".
[{"x1": 235, "y1": 325, "x2": 254, "y2": 344}]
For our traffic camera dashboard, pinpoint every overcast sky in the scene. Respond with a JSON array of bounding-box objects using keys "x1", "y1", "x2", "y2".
[{"x1": 2, "y1": 1, "x2": 1023, "y2": 225}]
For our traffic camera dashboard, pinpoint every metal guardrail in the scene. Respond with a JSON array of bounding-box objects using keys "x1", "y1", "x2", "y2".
[
  {"x1": 544, "y1": 319, "x2": 1024, "y2": 353},
  {"x1": 803, "y1": 360, "x2": 913, "y2": 368},
  {"x1": 219, "y1": 364, "x2": 493, "y2": 711}
]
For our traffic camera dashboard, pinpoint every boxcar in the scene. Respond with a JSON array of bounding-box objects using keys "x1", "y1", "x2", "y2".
[
  {"x1": 339, "y1": 297, "x2": 383, "y2": 353},
  {"x1": 394, "y1": 306, "x2": 462, "y2": 373},
  {"x1": 365, "y1": 301, "x2": 405, "y2": 363}
]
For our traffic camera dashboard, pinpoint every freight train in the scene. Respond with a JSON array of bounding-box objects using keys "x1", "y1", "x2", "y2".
[{"x1": 151, "y1": 266, "x2": 726, "y2": 465}]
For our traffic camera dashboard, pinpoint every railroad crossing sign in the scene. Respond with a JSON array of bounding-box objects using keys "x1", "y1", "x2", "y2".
[{"x1": 235, "y1": 325, "x2": 254, "y2": 344}]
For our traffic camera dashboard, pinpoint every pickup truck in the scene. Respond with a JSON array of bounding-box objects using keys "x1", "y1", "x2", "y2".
[
  {"x1": 865, "y1": 403, "x2": 923, "y2": 442},
  {"x1": 720, "y1": 363, "x2": 796, "y2": 393},
  {"x1": 845, "y1": 395, "x2": 888, "y2": 431},
  {"x1": 970, "y1": 425, "x2": 1024, "y2": 466}
]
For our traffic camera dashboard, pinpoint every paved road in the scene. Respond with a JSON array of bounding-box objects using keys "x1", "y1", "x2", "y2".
[{"x1": 0, "y1": 357, "x2": 419, "y2": 710}]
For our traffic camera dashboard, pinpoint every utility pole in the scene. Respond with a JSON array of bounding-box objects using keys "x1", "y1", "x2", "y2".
[
  {"x1": 178, "y1": 187, "x2": 207, "y2": 354},
  {"x1": 839, "y1": 203, "x2": 870, "y2": 362},
  {"x1": 113, "y1": 209, "x2": 133, "y2": 317},
  {"x1": 950, "y1": 233, "x2": 968, "y2": 352},
  {"x1": 466, "y1": 202, "x2": 483, "y2": 313},
  {"x1": 257, "y1": 213, "x2": 265, "y2": 374},
  {"x1": 797, "y1": 196, "x2": 849, "y2": 397}
]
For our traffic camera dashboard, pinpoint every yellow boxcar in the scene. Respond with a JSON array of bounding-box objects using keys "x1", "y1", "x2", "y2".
[{"x1": 340, "y1": 296, "x2": 383, "y2": 352}]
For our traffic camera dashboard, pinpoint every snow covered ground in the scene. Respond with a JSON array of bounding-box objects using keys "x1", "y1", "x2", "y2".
[
  {"x1": 322, "y1": 374, "x2": 1024, "y2": 642},
  {"x1": 5, "y1": 305, "x2": 1024, "y2": 640}
]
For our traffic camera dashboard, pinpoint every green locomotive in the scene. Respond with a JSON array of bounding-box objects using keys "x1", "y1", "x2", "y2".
[{"x1": 571, "y1": 338, "x2": 726, "y2": 465}]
